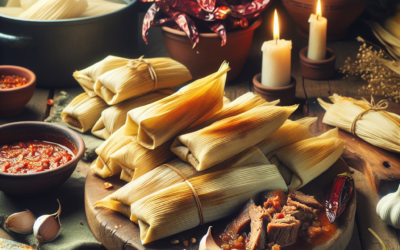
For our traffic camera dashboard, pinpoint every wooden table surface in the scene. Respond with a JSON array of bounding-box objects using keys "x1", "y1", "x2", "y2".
[{"x1": 1, "y1": 1, "x2": 400, "y2": 249}]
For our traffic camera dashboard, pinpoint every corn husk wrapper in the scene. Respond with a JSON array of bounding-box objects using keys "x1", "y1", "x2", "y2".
[
  {"x1": 81, "y1": 0, "x2": 126, "y2": 17},
  {"x1": 268, "y1": 128, "x2": 345, "y2": 190},
  {"x1": 61, "y1": 93, "x2": 108, "y2": 133},
  {"x1": 6, "y1": 0, "x2": 20, "y2": 7},
  {"x1": 18, "y1": 0, "x2": 88, "y2": 20},
  {"x1": 73, "y1": 56, "x2": 130, "y2": 97},
  {"x1": 366, "y1": 21, "x2": 400, "y2": 61},
  {"x1": 0, "y1": 7, "x2": 24, "y2": 17},
  {"x1": 171, "y1": 103, "x2": 298, "y2": 171},
  {"x1": 95, "y1": 146, "x2": 281, "y2": 222},
  {"x1": 124, "y1": 62, "x2": 229, "y2": 149},
  {"x1": 20, "y1": 0, "x2": 38, "y2": 9},
  {"x1": 256, "y1": 117, "x2": 316, "y2": 156},
  {"x1": 92, "y1": 90, "x2": 174, "y2": 140},
  {"x1": 131, "y1": 164, "x2": 287, "y2": 244},
  {"x1": 318, "y1": 94, "x2": 400, "y2": 153},
  {"x1": 94, "y1": 57, "x2": 192, "y2": 105}
]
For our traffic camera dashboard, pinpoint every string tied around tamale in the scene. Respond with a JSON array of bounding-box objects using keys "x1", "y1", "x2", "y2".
[
  {"x1": 162, "y1": 164, "x2": 205, "y2": 226},
  {"x1": 127, "y1": 56, "x2": 158, "y2": 92}
]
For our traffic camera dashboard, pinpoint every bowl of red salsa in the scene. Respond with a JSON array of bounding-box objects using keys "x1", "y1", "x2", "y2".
[
  {"x1": 0, "y1": 122, "x2": 85, "y2": 196},
  {"x1": 0, "y1": 65, "x2": 36, "y2": 117}
]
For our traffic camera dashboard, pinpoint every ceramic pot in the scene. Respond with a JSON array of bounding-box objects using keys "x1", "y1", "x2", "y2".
[
  {"x1": 253, "y1": 73, "x2": 296, "y2": 105},
  {"x1": 0, "y1": 65, "x2": 36, "y2": 117},
  {"x1": 282, "y1": 0, "x2": 367, "y2": 41},
  {"x1": 299, "y1": 47, "x2": 336, "y2": 80},
  {"x1": 161, "y1": 16, "x2": 262, "y2": 81}
]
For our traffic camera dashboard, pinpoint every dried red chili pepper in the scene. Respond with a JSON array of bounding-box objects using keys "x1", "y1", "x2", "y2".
[{"x1": 325, "y1": 172, "x2": 354, "y2": 224}]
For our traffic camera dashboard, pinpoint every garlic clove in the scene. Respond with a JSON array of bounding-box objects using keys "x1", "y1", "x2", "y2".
[
  {"x1": 376, "y1": 184, "x2": 400, "y2": 229},
  {"x1": 199, "y1": 226, "x2": 221, "y2": 250},
  {"x1": 33, "y1": 199, "x2": 62, "y2": 243},
  {"x1": 4, "y1": 210, "x2": 36, "y2": 234}
]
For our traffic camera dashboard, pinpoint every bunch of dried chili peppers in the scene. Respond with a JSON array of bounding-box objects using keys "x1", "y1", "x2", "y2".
[{"x1": 142, "y1": 0, "x2": 271, "y2": 47}]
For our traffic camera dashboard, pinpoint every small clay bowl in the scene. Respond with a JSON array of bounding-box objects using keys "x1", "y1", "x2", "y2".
[
  {"x1": 299, "y1": 47, "x2": 336, "y2": 80},
  {"x1": 0, "y1": 122, "x2": 85, "y2": 196},
  {"x1": 253, "y1": 74, "x2": 296, "y2": 106},
  {"x1": 0, "y1": 65, "x2": 36, "y2": 117}
]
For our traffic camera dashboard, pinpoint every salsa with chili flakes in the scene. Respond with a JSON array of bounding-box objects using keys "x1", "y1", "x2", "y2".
[
  {"x1": 0, "y1": 141, "x2": 74, "y2": 174},
  {"x1": 0, "y1": 75, "x2": 28, "y2": 89}
]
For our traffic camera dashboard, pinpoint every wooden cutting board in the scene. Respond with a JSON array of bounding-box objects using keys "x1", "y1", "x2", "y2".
[
  {"x1": 85, "y1": 158, "x2": 356, "y2": 250},
  {"x1": 304, "y1": 97, "x2": 400, "y2": 195}
]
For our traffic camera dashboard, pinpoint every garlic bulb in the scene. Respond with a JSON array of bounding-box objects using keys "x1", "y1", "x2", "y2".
[
  {"x1": 376, "y1": 184, "x2": 400, "y2": 229},
  {"x1": 4, "y1": 210, "x2": 36, "y2": 234},
  {"x1": 33, "y1": 199, "x2": 62, "y2": 243},
  {"x1": 199, "y1": 226, "x2": 221, "y2": 250}
]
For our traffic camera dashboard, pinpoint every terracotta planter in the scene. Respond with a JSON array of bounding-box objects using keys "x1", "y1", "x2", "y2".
[
  {"x1": 0, "y1": 65, "x2": 36, "y2": 117},
  {"x1": 161, "y1": 17, "x2": 262, "y2": 81},
  {"x1": 253, "y1": 73, "x2": 296, "y2": 106},
  {"x1": 299, "y1": 47, "x2": 336, "y2": 80},
  {"x1": 282, "y1": 0, "x2": 367, "y2": 41}
]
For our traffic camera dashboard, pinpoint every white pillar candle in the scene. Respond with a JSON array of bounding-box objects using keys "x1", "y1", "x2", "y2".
[
  {"x1": 307, "y1": 0, "x2": 327, "y2": 60},
  {"x1": 261, "y1": 10, "x2": 292, "y2": 88}
]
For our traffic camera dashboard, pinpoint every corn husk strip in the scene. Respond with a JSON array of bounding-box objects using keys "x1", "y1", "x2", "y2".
[
  {"x1": 81, "y1": 0, "x2": 126, "y2": 17},
  {"x1": 223, "y1": 96, "x2": 231, "y2": 106},
  {"x1": 18, "y1": 0, "x2": 88, "y2": 20},
  {"x1": 124, "y1": 62, "x2": 229, "y2": 149},
  {"x1": 366, "y1": 21, "x2": 400, "y2": 61},
  {"x1": 95, "y1": 146, "x2": 274, "y2": 220},
  {"x1": 6, "y1": 0, "x2": 21, "y2": 7},
  {"x1": 92, "y1": 90, "x2": 174, "y2": 140},
  {"x1": 268, "y1": 128, "x2": 345, "y2": 190},
  {"x1": 61, "y1": 93, "x2": 108, "y2": 133},
  {"x1": 171, "y1": 103, "x2": 298, "y2": 171},
  {"x1": 20, "y1": 0, "x2": 38, "y2": 9},
  {"x1": 131, "y1": 164, "x2": 287, "y2": 244},
  {"x1": 0, "y1": 7, "x2": 24, "y2": 17},
  {"x1": 318, "y1": 94, "x2": 400, "y2": 153},
  {"x1": 73, "y1": 56, "x2": 130, "y2": 97},
  {"x1": 91, "y1": 125, "x2": 132, "y2": 178},
  {"x1": 256, "y1": 117, "x2": 316, "y2": 156},
  {"x1": 94, "y1": 57, "x2": 192, "y2": 105}
]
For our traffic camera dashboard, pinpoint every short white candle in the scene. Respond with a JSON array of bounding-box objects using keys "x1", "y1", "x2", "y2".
[
  {"x1": 307, "y1": 0, "x2": 327, "y2": 60},
  {"x1": 261, "y1": 10, "x2": 292, "y2": 88}
]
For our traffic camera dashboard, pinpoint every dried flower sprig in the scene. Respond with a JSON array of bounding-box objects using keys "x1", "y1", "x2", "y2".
[{"x1": 341, "y1": 36, "x2": 400, "y2": 103}]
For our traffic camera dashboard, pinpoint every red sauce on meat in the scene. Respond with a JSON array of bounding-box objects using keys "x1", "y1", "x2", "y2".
[{"x1": 0, "y1": 141, "x2": 73, "y2": 174}]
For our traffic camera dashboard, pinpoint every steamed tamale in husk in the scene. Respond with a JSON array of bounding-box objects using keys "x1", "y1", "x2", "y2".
[
  {"x1": 124, "y1": 62, "x2": 229, "y2": 149},
  {"x1": 81, "y1": 0, "x2": 126, "y2": 17},
  {"x1": 171, "y1": 103, "x2": 298, "y2": 171},
  {"x1": 61, "y1": 93, "x2": 108, "y2": 133},
  {"x1": 268, "y1": 128, "x2": 345, "y2": 190},
  {"x1": 6, "y1": 0, "x2": 20, "y2": 7},
  {"x1": 318, "y1": 94, "x2": 400, "y2": 153},
  {"x1": 91, "y1": 90, "x2": 174, "y2": 140},
  {"x1": 18, "y1": 0, "x2": 88, "y2": 20},
  {"x1": 0, "y1": 7, "x2": 24, "y2": 17},
  {"x1": 73, "y1": 56, "x2": 130, "y2": 97},
  {"x1": 94, "y1": 57, "x2": 192, "y2": 105}
]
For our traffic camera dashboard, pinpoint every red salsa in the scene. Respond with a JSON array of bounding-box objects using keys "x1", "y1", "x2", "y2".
[
  {"x1": 0, "y1": 141, "x2": 74, "y2": 174},
  {"x1": 0, "y1": 75, "x2": 28, "y2": 89}
]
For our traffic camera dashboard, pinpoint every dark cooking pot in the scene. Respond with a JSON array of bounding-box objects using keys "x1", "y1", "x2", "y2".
[{"x1": 0, "y1": 0, "x2": 138, "y2": 88}]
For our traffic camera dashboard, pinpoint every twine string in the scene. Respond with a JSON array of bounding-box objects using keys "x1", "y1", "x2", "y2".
[{"x1": 127, "y1": 55, "x2": 158, "y2": 92}]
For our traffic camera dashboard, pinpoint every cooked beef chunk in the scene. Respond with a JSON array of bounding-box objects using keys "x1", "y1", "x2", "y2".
[
  {"x1": 281, "y1": 205, "x2": 313, "y2": 222},
  {"x1": 307, "y1": 226, "x2": 323, "y2": 238},
  {"x1": 222, "y1": 199, "x2": 255, "y2": 239},
  {"x1": 289, "y1": 189, "x2": 323, "y2": 209},
  {"x1": 287, "y1": 197, "x2": 317, "y2": 217},
  {"x1": 263, "y1": 189, "x2": 288, "y2": 206},
  {"x1": 271, "y1": 244, "x2": 281, "y2": 250},
  {"x1": 246, "y1": 205, "x2": 272, "y2": 250},
  {"x1": 267, "y1": 215, "x2": 300, "y2": 247}
]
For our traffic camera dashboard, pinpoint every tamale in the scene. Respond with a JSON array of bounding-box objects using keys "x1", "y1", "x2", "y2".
[
  {"x1": 0, "y1": 7, "x2": 24, "y2": 17},
  {"x1": 91, "y1": 90, "x2": 174, "y2": 139},
  {"x1": 81, "y1": 0, "x2": 126, "y2": 17},
  {"x1": 94, "y1": 57, "x2": 192, "y2": 105},
  {"x1": 131, "y1": 164, "x2": 287, "y2": 244},
  {"x1": 95, "y1": 146, "x2": 281, "y2": 221},
  {"x1": 124, "y1": 62, "x2": 229, "y2": 149},
  {"x1": 268, "y1": 128, "x2": 345, "y2": 190},
  {"x1": 18, "y1": 0, "x2": 88, "y2": 20},
  {"x1": 61, "y1": 93, "x2": 108, "y2": 133},
  {"x1": 6, "y1": 0, "x2": 20, "y2": 7},
  {"x1": 318, "y1": 94, "x2": 400, "y2": 153},
  {"x1": 73, "y1": 56, "x2": 130, "y2": 97},
  {"x1": 171, "y1": 103, "x2": 298, "y2": 171},
  {"x1": 20, "y1": 0, "x2": 38, "y2": 9}
]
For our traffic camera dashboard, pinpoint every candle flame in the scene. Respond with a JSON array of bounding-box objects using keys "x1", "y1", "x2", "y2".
[
  {"x1": 273, "y1": 9, "x2": 279, "y2": 40},
  {"x1": 316, "y1": 0, "x2": 322, "y2": 18}
]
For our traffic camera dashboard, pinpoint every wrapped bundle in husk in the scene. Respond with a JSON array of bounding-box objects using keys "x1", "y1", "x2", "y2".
[
  {"x1": 124, "y1": 62, "x2": 229, "y2": 149},
  {"x1": 20, "y1": 0, "x2": 38, "y2": 9},
  {"x1": 81, "y1": 0, "x2": 126, "y2": 17},
  {"x1": 0, "y1": 7, "x2": 24, "y2": 17},
  {"x1": 366, "y1": 21, "x2": 400, "y2": 61},
  {"x1": 94, "y1": 56, "x2": 192, "y2": 105},
  {"x1": 318, "y1": 94, "x2": 400, "y2": 153},
  {"x1": 18, "y1": 0, "x2": 88, "y2": 20},
  {"x1": 171, "y1": 103, "x2": 298, "y2": 171},
  {"x1": 256, "y1": 117, "x2": 317, "y2": 156},
  {"x1": 95, "y1": 146, "x2": 280, "y2": 221},
  {"x1": 6, "y1": 0, "x2": 20, "y2": 7},
  {"x1": 73, "y1": 56, "x2": 130, "y2": 97},
  {"x1": 130, "y1": 164, "x2": 287, "y2": 244},
  {"x1": 91, "y1": 90, "x2": 174, "y2": 139},
  {"x1": 61, "y1": 93, "x2": 108, "y2": 133},
  {"x1": 268, "y1": 128, "x2": 345, "y2": 190}
]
